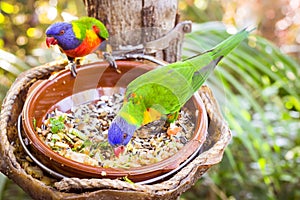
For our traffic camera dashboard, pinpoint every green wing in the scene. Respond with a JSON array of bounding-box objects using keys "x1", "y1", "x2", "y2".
[
  {"x1": 174, "y1": 28, "x2": 250, "y2": 91},
  {"x1": 125, "y1": 62, "x2": 196, "y2": 114},
  {"x1": 71, "y1": 17, "x2": 109, "y2": 40},
  {"x1": 71, "y1": 19, "x2": 87, "y2": 40},
  {"x1": 125, "y1": 28, "x2": 250, "y2": 114}
]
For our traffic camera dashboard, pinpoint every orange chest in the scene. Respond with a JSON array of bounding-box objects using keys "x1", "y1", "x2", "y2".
[{"x1": 64, "y1": 31, "x2": 102, "y2": 58}]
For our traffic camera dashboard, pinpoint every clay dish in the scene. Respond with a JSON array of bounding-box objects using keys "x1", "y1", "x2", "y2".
[{"x1": 21, "y1": 60, "x2": 208, "y2": 182}]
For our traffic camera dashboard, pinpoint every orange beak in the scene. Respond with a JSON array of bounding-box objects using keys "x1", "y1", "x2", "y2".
[
  {"x1": 46, "y1": 37, "x2": 58, "y2": 47},
  {"x1": 113, "y1": 145, "x2": 125, "y2": 157}
]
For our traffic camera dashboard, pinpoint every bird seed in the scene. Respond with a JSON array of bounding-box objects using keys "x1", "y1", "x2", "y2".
[{"x1": 36, "y1": 93, "x2": 195, "y2": 169}]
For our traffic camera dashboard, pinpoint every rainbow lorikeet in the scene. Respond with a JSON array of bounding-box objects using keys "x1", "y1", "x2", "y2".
[
  {"x1": 107, "y1": 29, "x2": 250, "y2": 156},
  {"x1": 45, "y1": 16, "x2": 117, "y2": 77}
]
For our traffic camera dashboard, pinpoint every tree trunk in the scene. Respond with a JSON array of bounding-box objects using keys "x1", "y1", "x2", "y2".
[{"x1": 83, "y1": 0, "x2": 187, "y2": 63}]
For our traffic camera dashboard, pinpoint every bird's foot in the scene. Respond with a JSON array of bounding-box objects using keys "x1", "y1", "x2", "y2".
[
  {"x1": 103, "y1": 52, "x2": 121, "y2": 74},
  {"x1": 65, "y1": 61, "x2": 77, "y2": 77}
]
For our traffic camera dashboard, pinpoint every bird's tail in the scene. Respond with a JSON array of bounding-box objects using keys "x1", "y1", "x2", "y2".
[
  {"x1": 209, "y1": 28, "x2": 251, "y2": 60},
  {"x1": 188, "y1": 28, "x2": 251, "y2": 91},
  {"x1": 186, "y1": 28, "x2": 251, "y2": 71},
  {"x1": 191, "y1": 56, "x2": 223, "y2": 91}
]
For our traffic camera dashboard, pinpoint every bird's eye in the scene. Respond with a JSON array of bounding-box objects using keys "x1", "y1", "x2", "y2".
[
  {"x1": 59, "y1": 30, "x2": 65, "y2": 35},
  {"x1": 123, "y1": 133, "x2": 128, "y2": 139}
]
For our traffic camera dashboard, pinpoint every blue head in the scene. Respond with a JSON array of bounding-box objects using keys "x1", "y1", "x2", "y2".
[
  {"x1": 46, "y1": 22, "x2": 81, "y2": 50},
  {"x1": 108, "y1": 116, "x2": 136, "y2": 148}
]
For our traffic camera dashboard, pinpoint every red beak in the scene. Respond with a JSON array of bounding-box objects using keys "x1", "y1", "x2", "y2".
[
  {"x1": 46, "y1": 37, "x2": 58, "y2": 47},
  {"x1": 114, "y1": 145, "x2": 125, "y2": 157}
]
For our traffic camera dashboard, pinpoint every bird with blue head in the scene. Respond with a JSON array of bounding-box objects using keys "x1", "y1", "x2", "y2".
[
  {"x1": 107, "y1": 29, "x2": 250, "y2": 157},
  {"x1": 46, "y1": 16, "x2": 117, "y2": 76}
]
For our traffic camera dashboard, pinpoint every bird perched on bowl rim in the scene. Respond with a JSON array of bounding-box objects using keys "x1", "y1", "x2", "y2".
[{"x1": 45, "y1": 16, "x2": 119, "y2": 77}]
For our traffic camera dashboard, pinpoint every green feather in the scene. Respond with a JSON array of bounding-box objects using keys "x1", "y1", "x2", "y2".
[
  {"x1": 71, "y1": 17, "x2": 109, "y2": 40},
  {"x1": 120, "y1": 29, "x2": 250, "y2": 126}
]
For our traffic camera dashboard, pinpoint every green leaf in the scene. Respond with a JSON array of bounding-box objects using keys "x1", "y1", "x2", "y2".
[
  {"x1": 49, "y1": 116, "x2": 65, "y2": 134},
  {"x1": 123, "y1": 176, "x2": 134, "y2": 184},
  {"x1": 0, "y1": 173, "x2": 7, "y2": 200}
]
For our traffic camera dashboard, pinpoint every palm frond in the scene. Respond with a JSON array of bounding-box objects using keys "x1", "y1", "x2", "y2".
[
  {"x1": 182, "y1": 22, "x2": 300, "y2": 199},
  {"x1": 0, "y1": 50, "x2": 31, "y2": 105}
]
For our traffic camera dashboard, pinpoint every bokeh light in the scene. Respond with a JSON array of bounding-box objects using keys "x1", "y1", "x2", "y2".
[
  {"x1": 0, "y1": 0, "x2": 85, "y2": 62},
  {"x1": 1, "y1": 2, "x2": 15, "y2": 14},
  {"x1": 179, "y1": 0, "x2": 300, "y2": 61}
]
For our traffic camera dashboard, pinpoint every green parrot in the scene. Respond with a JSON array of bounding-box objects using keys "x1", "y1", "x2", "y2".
[{"x1": 108, "y1": 29, "x2": 250, "y2": 156}]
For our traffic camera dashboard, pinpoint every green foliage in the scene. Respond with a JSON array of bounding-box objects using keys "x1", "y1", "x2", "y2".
[
  {"x1": 0, "y1": 178, "x2": 31, "y2": 200},
  {"x1": 181, "y1": 22, "x2": 300, "y2": 200},
  {"x1": 0, "y1": 173, "x2": 7, "y2": 200},
  {"x1": 49, "y1": 116, "x2": 65, "y2": 134},
  {"x1": 0, "y1": 49, "x2": 31, "y2": 104}
]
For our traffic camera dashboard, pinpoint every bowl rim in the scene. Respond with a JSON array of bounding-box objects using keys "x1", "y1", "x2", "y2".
[{"x1": 22, "y1": 60, "x2": 208, "y2": 179}]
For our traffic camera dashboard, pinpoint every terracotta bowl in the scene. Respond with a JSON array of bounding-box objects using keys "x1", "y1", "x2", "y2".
[{"x1": 21, "y1": 60, "x2": 208, "y2": 182}]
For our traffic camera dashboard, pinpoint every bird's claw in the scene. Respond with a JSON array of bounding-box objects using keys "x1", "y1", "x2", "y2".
[
  {"x1": 103, "y1": 52, "x2": 121, "y2": 73},
  {"x1": 65, "y1": 61, "x2": 77, "y2": 77}
]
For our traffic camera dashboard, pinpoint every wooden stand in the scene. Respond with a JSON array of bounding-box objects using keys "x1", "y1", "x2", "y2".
[{"x1": 83, "y1": 0, "x2": 191, "y2": 63}]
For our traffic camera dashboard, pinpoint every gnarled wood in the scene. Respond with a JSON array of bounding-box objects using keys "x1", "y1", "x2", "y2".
[{"x1": 83, "y1": 0, "x2": 183, "y2": 63}]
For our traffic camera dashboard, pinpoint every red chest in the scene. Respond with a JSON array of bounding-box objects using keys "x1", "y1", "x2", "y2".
[{"x1": 64, "y1": 32, "x2": 102, "y2": 58}]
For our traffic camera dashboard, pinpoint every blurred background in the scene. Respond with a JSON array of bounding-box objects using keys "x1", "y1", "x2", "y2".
[{"x1": 0, "y1": 0, "x2": 299, "y2": 199}]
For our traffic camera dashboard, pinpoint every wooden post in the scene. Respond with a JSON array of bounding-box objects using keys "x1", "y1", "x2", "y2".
[{"x1": 83, "y1": 0, "x2": 187, "y2": 63}]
